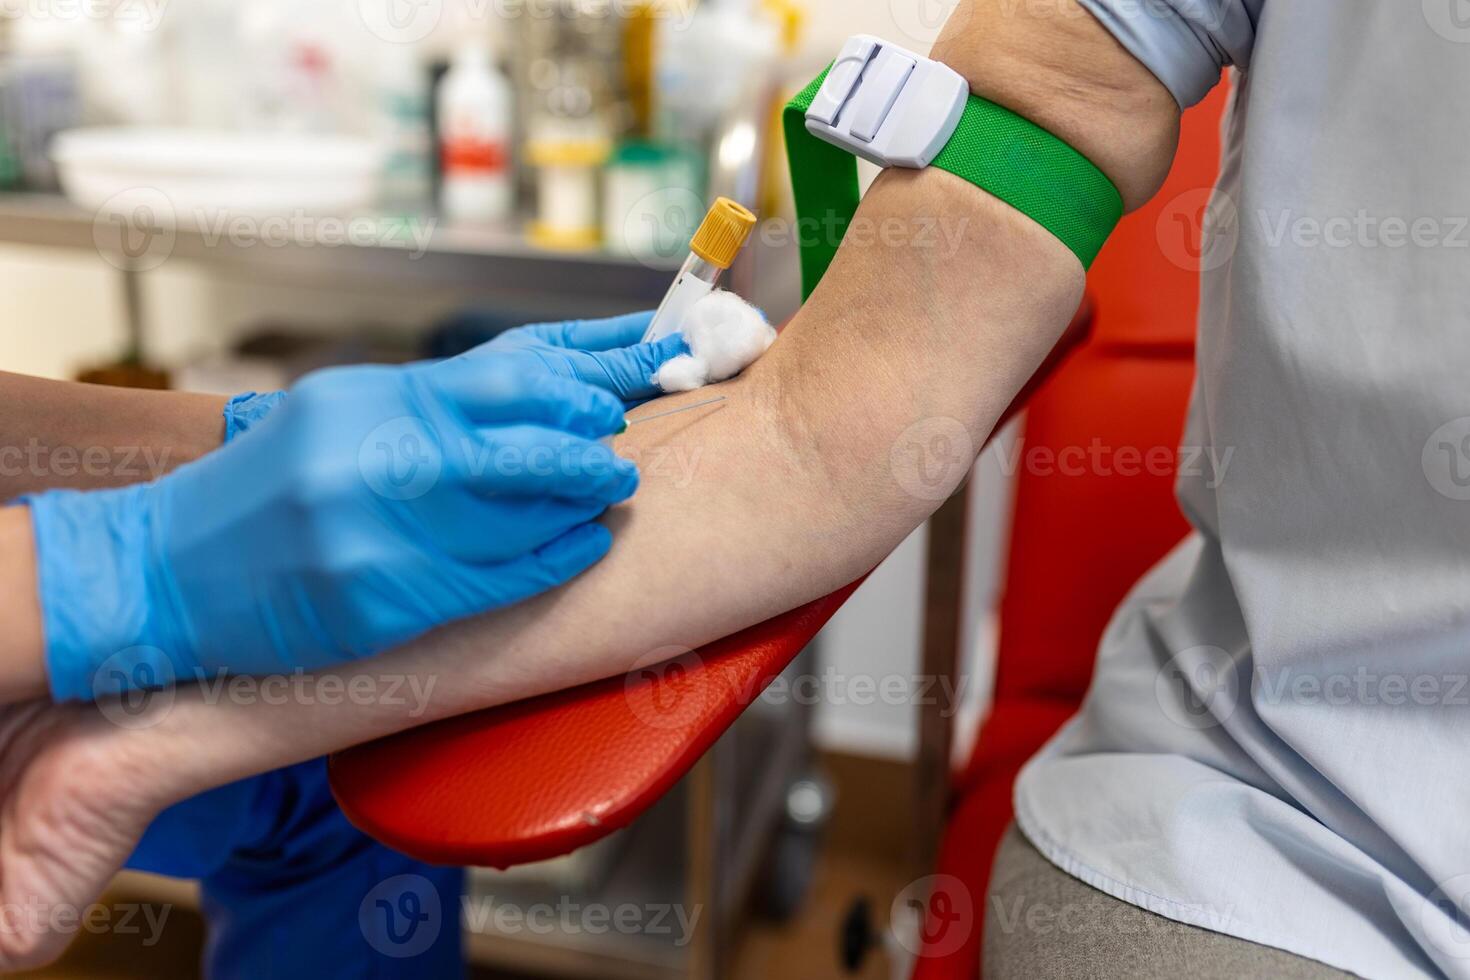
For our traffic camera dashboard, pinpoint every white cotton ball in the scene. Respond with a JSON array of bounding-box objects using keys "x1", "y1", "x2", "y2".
[
  {"x1": 653, "y1": 353, "x2": 710, "y2": 392},
  {"x1": 679, "y1": 290, "x2": 776, "y2": 383}
]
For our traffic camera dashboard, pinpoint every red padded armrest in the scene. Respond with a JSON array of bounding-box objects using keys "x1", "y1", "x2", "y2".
[
  {"x1": 330, "y1": 582, "x2": 862, "y2": 866},
  {"x1": 329, "y1": 300, "x2": 1093, "y2": 867}
]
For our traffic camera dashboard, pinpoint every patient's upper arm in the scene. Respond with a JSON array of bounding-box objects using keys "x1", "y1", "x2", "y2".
[{"x1": 929, "y1": 0, "x2": 1252, "y2": 210}]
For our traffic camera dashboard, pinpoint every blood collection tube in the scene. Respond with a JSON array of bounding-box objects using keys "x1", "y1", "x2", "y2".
[{"x1": 641, "y1": 197, "x2": 757, "y2": 342}]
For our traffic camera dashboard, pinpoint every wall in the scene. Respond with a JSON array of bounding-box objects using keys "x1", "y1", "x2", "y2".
[{"x1": 0, "y1": 0, "x2": 1004, "y2": 761}]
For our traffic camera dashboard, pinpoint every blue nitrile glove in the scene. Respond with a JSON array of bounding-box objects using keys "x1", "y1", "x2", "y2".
[
  {"x1": 221, "y1": 311, "x2": 680, "y2": 444},
  {"x1": 466, "y1": 310, "x2": 686, "y2": 404},
  {"x1": 222, "y1": 390, "x2": 287, "y2": 442},
  {"x1": 28, "y1": 355, "x2": 639, "y2": 701}
]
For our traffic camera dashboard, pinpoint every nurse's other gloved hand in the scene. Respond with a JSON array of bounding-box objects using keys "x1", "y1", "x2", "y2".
[
  {"x1": 461, "y1": 311, "x2": 687, "y2": 405},
  {"x1": 26, "y1": 356, "x2": 634, "y2": 702}
]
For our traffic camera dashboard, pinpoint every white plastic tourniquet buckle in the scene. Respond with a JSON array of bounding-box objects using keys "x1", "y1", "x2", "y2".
[{"x1": 803, "y1": 34, "x2": 968, "y2": 170}]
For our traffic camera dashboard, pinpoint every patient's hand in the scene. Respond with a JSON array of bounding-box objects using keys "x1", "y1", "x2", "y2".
[{"x1": 0, "y1": 700, "x2": 171, "y2": 969}]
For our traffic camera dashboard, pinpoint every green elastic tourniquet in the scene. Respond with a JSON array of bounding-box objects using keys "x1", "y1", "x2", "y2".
[{"x1": 784, "y1": 64, "x2": 1122, "y2": 300}]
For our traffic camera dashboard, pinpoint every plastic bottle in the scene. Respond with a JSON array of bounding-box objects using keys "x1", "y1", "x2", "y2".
[
  {"x1": 438, "y1": 43, "x2": 513, "y2": 224},
  {"x1": 375, "y1": 42, "x2": 433, "y2": 211}
]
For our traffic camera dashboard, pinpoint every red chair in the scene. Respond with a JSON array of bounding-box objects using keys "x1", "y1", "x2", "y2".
[
  {"x1": 910, "y1": 83, "x2": 1228, "y2": 978},
  {"x1": 330, "y1": 79, "x2": 1226, "y2": 979}
]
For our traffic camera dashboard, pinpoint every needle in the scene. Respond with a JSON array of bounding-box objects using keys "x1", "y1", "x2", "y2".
[{"x1": 625, "y1": 395, "x2": 728, "y2": 427}]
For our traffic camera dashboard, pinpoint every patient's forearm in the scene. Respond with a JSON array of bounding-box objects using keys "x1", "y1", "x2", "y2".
[
  {"x1": 0, "y1": 372, "x2": 226, "y2": 501},
  {"x1": 128, "y1": 0, "x2": 1180, "y2": 801}
]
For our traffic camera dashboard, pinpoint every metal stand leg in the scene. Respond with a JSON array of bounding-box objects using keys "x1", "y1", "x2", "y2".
[
  {"x1": 916, "y1": 486, "x2": 972, "y2": 875},
  {"x1": 119, "y1": 264, "x2": 147, "y2": 364},
  {"x1": 686, "y1": 755, "x2": 721, "y2": 980}
]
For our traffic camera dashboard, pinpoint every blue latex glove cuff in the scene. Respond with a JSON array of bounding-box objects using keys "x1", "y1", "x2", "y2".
[
  {"x1": 223, "y1": 391, "x2": 287, "y2": 443},
  {"x1": 26, "y1": 485, "x2": 191, "y2": 701}
]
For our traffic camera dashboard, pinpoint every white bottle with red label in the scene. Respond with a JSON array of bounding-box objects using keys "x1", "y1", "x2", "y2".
[{"x1": 438, "y1": 43, "x2": 512, "y2": 224}]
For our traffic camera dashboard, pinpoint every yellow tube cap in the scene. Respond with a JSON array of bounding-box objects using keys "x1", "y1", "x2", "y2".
[{"x1": 690, "y1": 197, "x2": 757, "y2": 269}]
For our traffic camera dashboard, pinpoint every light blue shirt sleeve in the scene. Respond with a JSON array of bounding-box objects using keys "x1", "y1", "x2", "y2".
[{"x1": 1075, "y1": 0, "x2": 1262, "y2": 108}]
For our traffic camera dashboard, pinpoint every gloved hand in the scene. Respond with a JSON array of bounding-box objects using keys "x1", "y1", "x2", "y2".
[
  {"x1": 465, "y1": 310, "x2": 685, "y2": 404},
  {"x1": 217, "y1": 311, "x2": 678, "y2": 446},
  {"x1": 28, "y1": 355, "x2": 639, "y2": 701}
]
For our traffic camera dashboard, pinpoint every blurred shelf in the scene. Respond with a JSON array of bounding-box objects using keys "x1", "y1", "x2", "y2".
[{"x1": 0, "y1": 192, "x2": 680, "y2": 307}]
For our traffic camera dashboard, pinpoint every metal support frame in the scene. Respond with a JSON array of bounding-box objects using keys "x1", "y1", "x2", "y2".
[{"x1": 915, "y1": 486, "x2": 972, "y2": 875}]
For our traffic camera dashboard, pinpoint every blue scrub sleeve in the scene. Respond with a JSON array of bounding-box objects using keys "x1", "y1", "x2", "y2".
[{"x1": 128, "y1": 760, "x2": 463, "y2": 979}]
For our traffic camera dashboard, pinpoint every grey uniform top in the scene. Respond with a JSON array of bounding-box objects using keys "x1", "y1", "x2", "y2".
[{"x1": 1015, "y1": 1, "x2": 1470, "y2": 977}]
